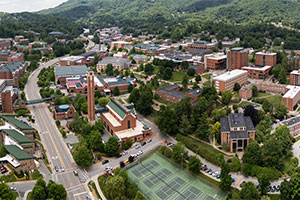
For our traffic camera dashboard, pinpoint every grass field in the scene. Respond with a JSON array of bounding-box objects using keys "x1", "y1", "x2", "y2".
[
  {"x1": 263, "y1": 95, "x2": 282, "y2": 106},
  {"x1": 128, "y1": 153, "x2": 227, "y2": 200},
  {"x1": 171, "y1": 71, "x2": 193, "y2": 83}
]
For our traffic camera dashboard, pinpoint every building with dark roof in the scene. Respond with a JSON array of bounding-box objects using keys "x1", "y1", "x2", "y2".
[
  {"x1": 100, "y1": 98, "x2": 152, "y2": 147},
  {"x1": 54, "y1": 65, "x2": 88, "y2": 85},
  {"x1": 3, "y1": 145, "x2": 36, "y2": 173},
  {"x1": 0, "y1": 129, "x2": 35, "y2": 154},
  {"x1": 156, "y1": 85, "x2": 202, "y2": 104},
  {"x1": 0, "y1": 62, "x2": 26, "y2": 87},
  {"x1": 1, "y1": 116, "x2": 35, "y2": 139},
  {"x1": 281, "y1": 115, "x2": 300, "y2": 136},
  {"x1": 227, "y1": 47, "x2": 248, "y2": 71},
  {"x1": 95, "y1": 76, "x2": 135, "y2": 95},
  {"x1": 220, "y1": 113, "x2": 255, "y2": 152}
]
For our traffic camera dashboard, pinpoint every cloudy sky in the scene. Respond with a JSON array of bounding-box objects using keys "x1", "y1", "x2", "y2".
[{"x1": 0, "y1": 0, "x2": 68, "y2": 13}]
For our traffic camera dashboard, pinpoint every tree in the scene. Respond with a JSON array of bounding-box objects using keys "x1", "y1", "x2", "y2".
[
  {"x1": 98, "y1": 97, "x2": 110, "y2": 107},
  {"x1": 105, "y1": 136, "x2": 120, "y2": 157},
  {"x1": 134, "y1": 191, "x2": 146, "y2": 200},
  {"x1": 242, "y1": 140, "x2": 262, "y2": 165},
  {"x1": 0, "y1": 145, "x2": 7, "y2": 157},
  {"x1": 144, "y1": 63, "x2": 154, "y2": 75},
  {"x1": 31, "y1": 185, "x2": 47, "y2": 200},
  {"x1": 88, "y1": 130, "x2": 105, "y2": 152},
  {"x1": 182, "y1": 75, "x2": 189, "y2": 90},
  {"x1": 73, "y1": 145, "x2": 94, "y2": 167},
  {"x1": 196, "y1": 113, "x2": 210, "y2": 139},
  {"x1": 195, "y1": 75, "x2": 202, "y2": 83},
  {"x1": 128, "y1": 84, "x2": 134, "y2": 93},
  {"x1": 105, "y1": 64, "x2": 114, "y2": 76},
  {"x1": 244, "y1": 105, "x2": 259, "y2": 126},
  {"x1": 217, "y1": 40, "x2": 223, "y2": 49},
  {"x1": 187, "y1": 68, "x2": 195, "y2": 76},
  {"x1": 172, "y1": 142, "x2": 188, "y2": 164},
  {"x1": 240, "y1": 182, "x2": 260, "y2": 200},
  {"x1": 180, "y1": 61, "x2": 189, "y2": 70},
  {"x1": 252, "y1": 85, "x2": 258, "y2": 97},
  {"x1": 219, "y1": 162, "x2": 232, "y2": 191},
  {"x1": 0, "y1": 183, "x2": 14, "y2": 200},
  {"x1": 106, "y1": 176, "x2": 126, "y2": 199},
  {"x1": 229, "y1": 155, "x2": 241, "y2": 172},
  {"x1": 128, "y1": 88, "x2": 140, "y2": 104},
  {"x1": 262, "y1": 99, "x2": 273, "y2": 113},
  {"x1": 81, "y1": 102, "x2": 88, "y2": 114},
  {"x1": 278, "y1": 68, "x2": 287, "y2": 84},
  {"x1": 221, "y1": 91, "x2": 232, "y2": 105},
  {"x1": 273, "y1": 102, "x2": 288, "y2": 120},
  {"x1": 273, "y1": 125, "x2": 292, "y2": 154},
  {"x1": 156, "y1": 106, "x2": 178, "y2": 135},
  {"x1": 211, "y1": 121, "x2": 221, "y2": 144},
  {"x1": 258, "y1": 174, "x2": 270, "y2": 195},
  {"x1": 47, "y1": 181, "x2": 67, "y2": 200},
  {"x1": 261, "y1": 138, "x2": 284, "y2": 170},
  {"x1": 136, "y1": 85, "x2": 153, "y2": 115},
  {"x1": 113, "y1": 87, "x2": 120, "y2": 96},
  {"x1": 233, "y1": 83, "x2": 241, "y2": 91},
  {"x1": 188, "y1": 156, "x2": 201, "y2": 173}
]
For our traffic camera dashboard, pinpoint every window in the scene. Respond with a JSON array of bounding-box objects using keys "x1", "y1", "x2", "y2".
[
  {"x1": 238, "y1": 140, "x2": 243, "y2": 147},
  {"x1": 128, "y1": 120, "x2": 130, "y2": 129}
]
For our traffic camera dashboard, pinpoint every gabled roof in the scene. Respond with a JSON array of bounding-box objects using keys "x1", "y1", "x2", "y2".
[
  {"x1": 5, "y1": 145, "x2": 35, "y2": 161},
  {"x1": 2, "y1": 129, "x2": 34, "y2": 144},
  {"x1": 107, "y1": 99, "x2": 126, "y2": 119},
  {"x1": 1, "y1": 116, "x2": 34, "y2": 131}
]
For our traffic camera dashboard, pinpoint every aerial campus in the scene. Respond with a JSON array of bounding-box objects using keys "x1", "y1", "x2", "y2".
[{"x1": 2, "y1": 6, "x2": 300, "y2": 200}]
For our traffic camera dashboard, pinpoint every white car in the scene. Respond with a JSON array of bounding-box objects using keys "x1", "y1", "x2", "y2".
[
  {"x1": 61, "y1": 167, "x2": 65, "y2": 172},
  {"x1": 138, "y1": 150, "x2": 143, "y2": 155},
  {"x1": 135, "y1": 145, "x2": 141, "y2": 149},
  {"x1": 105, "y1": 166, "x2": 113, "y2": 172},
  {"x1": 122, "y1": 151, "x2": 128, "y2": 156}
]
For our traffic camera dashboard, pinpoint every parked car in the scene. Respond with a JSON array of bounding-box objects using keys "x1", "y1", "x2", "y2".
[
  {"x1": 216, "y1": 174, "x2": 221, "y2": 179},
  {"x1": 147, "y1": 139, "x2": 152, "y2": 143},
  {"x1": 268, "y1": 186, "x2": 271, "y2": 192},
  {"x1": 232, "y1": 178, "x2": 235, "y2": 182},
  {"x1": 135, "y1": 145, "x2": 141, "y2": 149},
  {"x1": 122, "y1": 151, "x2": 128, "y2": 156},
  {"x1": 73, "y1": 171, "x2": 78, "y2": 176},
  {"x1": 105, "y1": 166, "x2": 113, "y2": 171},
  {"x1": 116, "y1": 154, "x2": 122, "y2": 158},
  {"x1": 10, "y1": 187, "x2": 16, "y2": 191},
  {"x1": 138, "y1": 150, "x2": 143, "y2": 155},
  {"x1": 102, "y1": 160, "x2": 109, "y2": 165},
  {"x1": 141, "y1": 142, "x2": 146, "y2": 146},
  {"x1": 55, "y1": 166, "x2": 59, "y2": 172},
  {"x1": 202, "y1": 166, "x2": 208, "y2": 171},
  {"x1": 61, "y1": 167, "x2": 65, "y2": 172}
]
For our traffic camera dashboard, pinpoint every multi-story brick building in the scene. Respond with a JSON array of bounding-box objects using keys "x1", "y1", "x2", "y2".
[
  {"x1": 282, "y1": 85, "x2": 300, "y2": 111},
  {"x1": 7, "y1": 53, "x2": 24, "y2": 64},
  {"x1": 1, "y1": 116, "x2": 36, "y2": 139},
  {"x1": 227, "y1": 48, "x2": 248, "y2": 71},
  {"x1": 54, "y1": 65, "x2": 88, "y2": 85},
  {"x1": 52, "y1": 104, "x2": 76, "y2": 120},
  {"x1": 110, "y1": 41, "x2": 132, "y2": 50},
  {"x1": 96, "y1": 76, "x2": 135, "y2": 95},
  {"x1": 255, "y1": 52, "x2": 277, "y2": 67},
  {"x1": 212, "y1": 70, "x2": 248, "y2": 92},
  {"x1": 204, "y1": 53, "x2": 227, "y2": 70},
  {"x1": 97, "y1": 57, "x2": 131, "y2": 72},
  {"x1": 0, "y1": 129, "x2": 35, "y2": 154},
  {"x1": 187, "y1": 41, "x2": 216, "y2": 51},
  {"x1": 290, "y1": 70, "x2": 300, "y2": 86},
  {"x1": 60, "y1": 54, "x2": 96, "y2": 67},
  {"x1": 220, "y1": 113, "x2": 255, "y2": 152},
  {"x1": 156, "y1": 85, "x2": 202, "y2": 104},
  {"x1": 0, "y1": 39, "x2": 12, "y2": 51},
  {"x1": 239, "y1": 86, "x2": 253, "y2": 100},
  {"x1": 242, "y1": 65, "x2": 272, "y2": 79},
  {"x1": 101, "y1": 98, "x2": 152, "y2": 147},
  {"x1": 281, "y1": 116, "x2": 300, "y2": 137},
  {"x1": 0, "y1": 62, "x2": 27, "y2": 87}
]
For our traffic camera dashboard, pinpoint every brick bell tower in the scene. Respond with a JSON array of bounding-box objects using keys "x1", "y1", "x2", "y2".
[{"x1": 87, "y1": 71, "x2": 95, "y2": 121}]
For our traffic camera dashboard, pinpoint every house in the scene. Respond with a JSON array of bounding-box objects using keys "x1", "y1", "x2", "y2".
[
  {"x1": 95, "y1": 76, "x2": 135, "y2": 95},
  {"x1": 97, "y1": 57, "x2": 130, "y2": 72},
  {"x1": 220, "y1": 113, "x2": 255, "y2": 152},
  {"x1": 135, "y1": 43, "x2": 167, "y2": 55},
  {"x1": 101, "y1": 98, "x2": 152, "y2": 147},
  {"x1": 54, "y1": 65, "x2": 88, "y2": 85},
  {"x1": 132, "y1": 54, "x2": 148, "y2": 64}
]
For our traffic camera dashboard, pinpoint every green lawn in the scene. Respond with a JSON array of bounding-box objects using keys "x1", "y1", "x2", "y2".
[
  {"x1": 283, "y1": 157, "x2": 298, "y2": 176},
  {"x1": 170, "y1": 71, "x2": 193, "y2": 82},
  {"x1": 296, "y1": 135, "x2": 300, "y2": 142},
  {"x1": 256, "y1": 92, "x2": 271, "y2": 98},
  {"x1": 202, "y1": 73, "x2": 212, "y2": 80},
  {"x1": 263, "y1": 95, "x2": 283, "y2": 106},
  {"x1": 238, "y1": 101, "x2": 255, "y2": 108}
]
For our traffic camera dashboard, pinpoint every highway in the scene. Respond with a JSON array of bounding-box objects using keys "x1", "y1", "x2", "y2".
[{"x1": 24, "y1": 58, "x2": 90, "y2": 200}]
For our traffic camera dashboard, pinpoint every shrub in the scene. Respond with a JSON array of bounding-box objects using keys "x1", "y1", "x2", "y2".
[{"x1": 242, "y1": 163, "x2": 281, "y2": 180}]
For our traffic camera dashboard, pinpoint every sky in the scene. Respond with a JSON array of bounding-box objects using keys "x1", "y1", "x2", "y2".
[{"x1": 0, "y1": 0, "x2": 68, "y2": 13}]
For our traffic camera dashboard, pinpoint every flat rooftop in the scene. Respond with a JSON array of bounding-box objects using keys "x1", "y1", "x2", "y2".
[
  {"x1": 60, "y1": 56, "x2": 84, "y2": 62},
  {"x1": 212, "y1": 70, "x2": 248, "y2": 82},
  {"x1": 291, "y1": 70, "x2": 300, "y2": 75},
  {"x1": 54, "y1": 65, "x2": 88, "y2": 77},
  {"x1": 283, "y1": 86, "x2": 300, "y2": 99},
  {"x1": 281, "y1": 115, "x2": 300, "y2": 127},
  {"x1": 256, "y1": 52, "x2": 277, "y2": 56},
  {"x1": 242, "y1": 65, "x2": 272, "y2": 71},
  {"x1": 115, "y1": 120, "x2": 149, "y2": 140}
]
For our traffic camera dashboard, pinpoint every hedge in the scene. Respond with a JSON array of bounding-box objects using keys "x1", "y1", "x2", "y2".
[
  {"x1": 242, "y1": 163, "x2": 281, "y2": 180},
  {"x1": 176, "y1": 134, "x2": 224, "y2": 166}
]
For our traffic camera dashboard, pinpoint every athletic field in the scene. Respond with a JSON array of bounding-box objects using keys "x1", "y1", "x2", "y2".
[{"x1": 128, "y1": 153, "x2": 227, "y2": 200}]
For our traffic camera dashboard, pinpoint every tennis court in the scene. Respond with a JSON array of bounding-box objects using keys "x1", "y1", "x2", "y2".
[{"x1": 128, "y1": 153, "x2": 227, "y2": 200}]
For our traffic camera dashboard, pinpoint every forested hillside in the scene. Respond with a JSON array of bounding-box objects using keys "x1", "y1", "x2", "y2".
[
  {"x1": 0, "y1": 12, "x2": 82, "y2": 39},
  {"x1": 41, "y1": 0, "x2": 300, "y2": 32}
]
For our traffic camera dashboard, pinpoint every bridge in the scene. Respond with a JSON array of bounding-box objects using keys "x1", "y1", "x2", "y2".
[{"x1": 25, "y1": 96, "x2": 54, "y2": 105}]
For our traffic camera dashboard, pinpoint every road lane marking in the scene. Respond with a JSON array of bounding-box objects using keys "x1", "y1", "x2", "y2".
[
  {"x1": 70, "y1": 182, "x2": 73, "y2": 187},
  {"x1": 73, "y1": 191, "x2": 88, "y2": 196},
  {"x1": 37, "y1": 106, "x2": 66, "y2": 169}
]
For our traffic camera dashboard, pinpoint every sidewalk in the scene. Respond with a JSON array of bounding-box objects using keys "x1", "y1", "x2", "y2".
[{"x1": 90, "y1": 175, "x2": 106, "y2": 200}]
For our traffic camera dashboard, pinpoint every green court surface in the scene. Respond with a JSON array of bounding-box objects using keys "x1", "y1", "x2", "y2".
[{"x1": 128, "y1": 153, "x2": 227, "y2": 200}]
